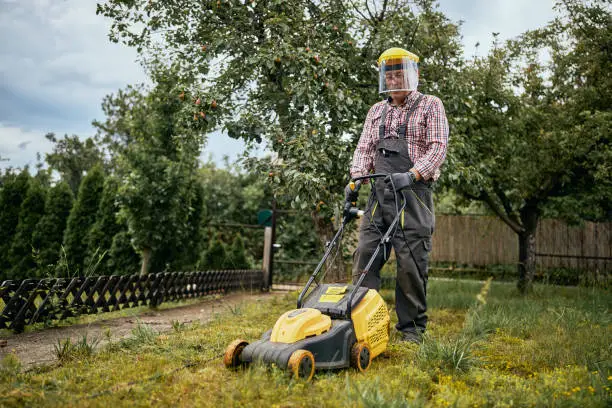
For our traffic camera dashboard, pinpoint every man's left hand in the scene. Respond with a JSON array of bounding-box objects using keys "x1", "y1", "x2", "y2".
[{"x1": 384, "y1": 171, "x2": 417, "y2": 191}]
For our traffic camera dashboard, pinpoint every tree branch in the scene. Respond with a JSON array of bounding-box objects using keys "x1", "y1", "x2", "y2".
[
  {"x1": 492, "y1": 181, "x2": 521, "y2": 226},
  {"x1": 347, "y1": 0, "x2": 372, "y2": 25},
  {"x1": 480, "y1": 190, "x2": 525, "y2": 234},
  {"x1": 379, "y1": 0, "x2": 389, "y2": 21},
  {"x1": 364, "y1": 0, "x2": 376, "y2": 22}
]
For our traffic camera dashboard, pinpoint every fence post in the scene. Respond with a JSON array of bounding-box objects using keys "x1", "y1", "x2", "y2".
[{"x1": 262, "y1": 226, "x2": 273, "y2": 290}]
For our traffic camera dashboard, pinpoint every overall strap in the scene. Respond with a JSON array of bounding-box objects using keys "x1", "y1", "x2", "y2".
[
  {"x1": 378, "y1": 104, "x2": 390, "y2": 141},
  {"x1": 398, "y1": 94, "x2": 425, "y2": 138}
]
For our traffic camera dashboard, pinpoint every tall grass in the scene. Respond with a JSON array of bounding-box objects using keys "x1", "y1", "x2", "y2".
[{"x1": 53, "y1": 334, "x2": 100, "y2": 363}]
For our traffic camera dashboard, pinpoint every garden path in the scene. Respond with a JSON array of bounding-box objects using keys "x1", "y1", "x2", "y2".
[{"x1": 0, "y1": 291, "x2": 285, "y2": 370}]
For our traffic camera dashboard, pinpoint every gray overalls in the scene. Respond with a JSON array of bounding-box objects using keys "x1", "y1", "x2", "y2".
[{"x1": 352, "y1": 94, "x2": 434, "y2": 336}]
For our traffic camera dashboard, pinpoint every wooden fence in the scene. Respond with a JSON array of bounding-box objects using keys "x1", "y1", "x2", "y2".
[
  {"x1": 0, "y1": 270, "x2": 264, "y2": 333},
  {"x1": 431, "y1": 215, "x2": 611, "y2": 271}
]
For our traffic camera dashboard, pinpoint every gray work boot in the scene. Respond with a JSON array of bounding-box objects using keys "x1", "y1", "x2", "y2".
[{"x1": 400, "y1": 331, "x2": 423, "y2": 344}]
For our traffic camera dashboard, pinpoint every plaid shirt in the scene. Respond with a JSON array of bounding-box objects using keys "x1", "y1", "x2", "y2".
[{"x1": 350, "y1": 91, "x2": 449, "y2": 181}]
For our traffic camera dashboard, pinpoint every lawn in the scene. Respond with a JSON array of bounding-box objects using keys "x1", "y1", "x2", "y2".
[{"x1": 0, "y1": 279, "x2": 610, "y2": 407}]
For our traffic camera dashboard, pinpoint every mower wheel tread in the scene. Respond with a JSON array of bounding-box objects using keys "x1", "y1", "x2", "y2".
[
  {"x1": 223, "y1": 339, "x2": 249, "y2": 369},
  {"x1": 288, "y1": 349, "x2": 315, "y2": 381},
  {"x1": 351, "y1": 342, "x2": 372, "y2": 372}
]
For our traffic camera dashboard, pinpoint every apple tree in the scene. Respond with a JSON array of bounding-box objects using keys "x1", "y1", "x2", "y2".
[
  {"x1": 439, "y1": 0, "x2": 611, "y2": 293},
  {"x1": 97, "y1": 0, "x2": 464, "y2": 279}
]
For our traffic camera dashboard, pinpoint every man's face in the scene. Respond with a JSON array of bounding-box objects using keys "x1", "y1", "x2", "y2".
[{"x1": 385, "y1": 69, "x2": 406, "y2": 90}]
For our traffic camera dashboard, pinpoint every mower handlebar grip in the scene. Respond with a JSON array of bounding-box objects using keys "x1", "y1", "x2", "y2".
[{"x1": 351, "y1": 173, "x2": 388, "y2": 182}]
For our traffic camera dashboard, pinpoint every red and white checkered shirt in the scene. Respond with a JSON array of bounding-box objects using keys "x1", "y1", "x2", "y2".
[{"x1": 350, "y1": 91, "x2": 449, "y2": 181}]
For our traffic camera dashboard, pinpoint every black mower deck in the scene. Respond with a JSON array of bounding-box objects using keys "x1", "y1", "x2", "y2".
[{"x1": 241, "y1": 319, "x2": 356, "y2": 370}]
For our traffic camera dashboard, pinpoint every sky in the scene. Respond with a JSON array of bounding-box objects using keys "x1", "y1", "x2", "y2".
[{"x1": 0, "y1": 0, "x2": 556, "y2": 171}]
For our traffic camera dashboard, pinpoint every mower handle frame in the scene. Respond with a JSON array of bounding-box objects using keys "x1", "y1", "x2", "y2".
[{"x1": 297, "y1": 173, "x2": 399, "y2": 318}]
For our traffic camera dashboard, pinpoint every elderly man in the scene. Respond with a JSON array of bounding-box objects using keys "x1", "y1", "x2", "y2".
[{"x1": 347, "y1": 47, "x2": 449, "y2": 343}]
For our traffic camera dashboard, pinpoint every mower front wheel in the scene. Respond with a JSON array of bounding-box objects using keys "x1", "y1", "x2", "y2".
[
  {"x1": 223, "y1": 339, "x2": 249, "y2": 369},
  {"x1": 288, "y1": 349, "x2": 315, "y2": 381},
  {"x1": 351, "y1": 342, "x2": 372, "y2": 372}
]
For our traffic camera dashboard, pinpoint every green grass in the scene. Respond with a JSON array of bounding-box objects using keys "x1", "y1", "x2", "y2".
[{"x1": 0, "y1": 280, "x2": 610, "y2": 407}]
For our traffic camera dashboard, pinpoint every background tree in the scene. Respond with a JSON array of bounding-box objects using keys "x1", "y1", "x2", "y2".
[
  {"x1": 106, "y1": 228, "x2": 141, "y2": 276},
  {"x1": 85, "y1": 176, "x2": 122, "y2": 275},
  {"x1": 31, "y1": 182, "x2": 74, "y2": 277},
  {"x1": 0, "y1": 170, "x2": 31, "y2": 278},
  {"x1": 202, "y1": 235, "x2": 228, "y2": 270},
  {"x1": 62, "y1": 165, "x2": 105, "y2": 274},
  {"x1": 45, "y1": 133, "x2": 103, "y2": 196},
  {"x1": 226, "y1": 235, "x2": 251, "y2": 269},
  {"x1": 100, "y1": 66, "x2": 207, "y2": 275},
  {"x1": 439, "y1": 0, "x2": 611, "y2": 293},
  {"x1": 7, "y1": 179, "x2": 47, "y2": 279},
  {"x1": 197, "y1": 159, "x2": 274, "y2": 269},
  {"x1": 97, "y1": 0, "x2": 464, "y2": 280}
]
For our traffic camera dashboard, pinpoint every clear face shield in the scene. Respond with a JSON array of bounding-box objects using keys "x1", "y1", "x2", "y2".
[{"x1": 378, "y1": 58, "x2": 419, "y2": 94}]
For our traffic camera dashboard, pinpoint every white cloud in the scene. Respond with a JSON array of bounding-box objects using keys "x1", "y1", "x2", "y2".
[
  {"x1": 0, "y1": 124, "x2": 53, "y2": 169},
  {"x1": 438, "y1": 0, "x2": 555, "y2": 58},
  {"x1": 0, "y1": 0, "x2": 145, "y2": 127}
]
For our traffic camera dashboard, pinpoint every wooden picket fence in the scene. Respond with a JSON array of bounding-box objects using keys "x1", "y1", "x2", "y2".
[
  {"x1": 431, "y1": 215, "x2": 611, "y2": 271},
  {"x1": 0, "y1": 270, "x2": 264, "y2": 333}
]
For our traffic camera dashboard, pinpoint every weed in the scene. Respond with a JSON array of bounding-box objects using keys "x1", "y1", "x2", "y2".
[
  {"x1": 0, "y1": 354, "x2": 22, "y2": 381},
  {"x1": 346, "y1": 375, "x2": 425, "y2": 408},
  {"x1": 54, "y1": 334, "x2": 100, "y2": 363},
  {"x1": 227, "y1": 303, "x2": 243, "y2": 316},
  {"x1": 171, "y1": 320, "x2": 186, "y2": 332},
  {"x1": 417, "y1": 334, "x2": 477, "y2": 373},
  {"x1": 131, "y1": 321, "x2": 158, "y2": 344}
]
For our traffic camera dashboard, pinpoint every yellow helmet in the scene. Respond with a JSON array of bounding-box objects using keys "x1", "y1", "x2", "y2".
[{"x1": 377, "y1": 48, "x2": 420, "y2": 93}]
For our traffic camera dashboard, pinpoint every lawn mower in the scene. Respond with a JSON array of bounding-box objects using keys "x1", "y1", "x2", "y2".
[{"x1": 224, "y1": 174, "x2": 403, "y2": 380}]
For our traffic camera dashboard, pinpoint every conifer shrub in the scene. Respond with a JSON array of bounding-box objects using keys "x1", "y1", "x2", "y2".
[
  {"x1": 62, "y1": 166, "x2": 105, "y2": 274},
  {"x1": 31, "y1": 181, "x2": 74, "y2": 277}
]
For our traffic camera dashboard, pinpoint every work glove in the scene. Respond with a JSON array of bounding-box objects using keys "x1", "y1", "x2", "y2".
[
  {"x1": 344, "y1": 180, "x2": 361, "y2": 204},
  {"x1": 343, "y1": 180, "x2": 361, "y2": 218},
  {"x1": 384, "y1": 171, "x2": 416, "y2": 192}
]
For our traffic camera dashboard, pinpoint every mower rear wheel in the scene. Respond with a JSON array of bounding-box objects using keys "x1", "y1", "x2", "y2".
[
  {"x1": 223, "y1": 339, "x2": 249, "y2": 369},
  {"x1": 351, "y1": 342, "x2": 372, "y2": 372},
  {"x1": 288, "y1": 349, "x2": 315, "y2": 381}
]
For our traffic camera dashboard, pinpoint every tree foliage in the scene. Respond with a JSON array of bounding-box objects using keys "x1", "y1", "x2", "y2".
[
  {"x1": 97, "y1": 0, "x2": 464, "y2": 279},
  {"x1": 0, "y1": 170, "x2": 31, "y2": 276},
  {"x1": 85, "y1": 176, "x2": 122, "y2": 275},
  {"x1": 438, "y1": 0, "x2": 611, "y2": 292},
  {"x1": 107, "y1": 229, "x2": 141, "y2": 276},
  {"x1": 7, "y1": 179, "x2": 47, "y2": 279},
  {"x1": 45, "y1": 133, "x2": 103, "y2": 196},
  {"x1": 31, "y1": 182, "x2": 74, "y2": 277},
  {"x1": 94, "y1": 66, "x2": 207, "y2": 274}
]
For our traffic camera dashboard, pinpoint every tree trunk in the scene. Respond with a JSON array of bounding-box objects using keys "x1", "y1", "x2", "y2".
[
  {"x1": 311, "y1": 212, "x2": 346, "y2": 282},
  {"x1": 517, "y1": 205, "x2": 539, "y2": 294},
  {"x1": 140, "y1": 247, "x2": 152, "y2": 276}
]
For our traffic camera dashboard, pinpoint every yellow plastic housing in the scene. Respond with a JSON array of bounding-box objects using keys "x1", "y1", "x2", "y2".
[
  {"x1": 350, "y1": 289, "x2": 390, "y2": 358},
  {"x1": 377, "y1": 47, "x2": 420, "y2": 65},
  {"x1": 270, "y1": 308, "x2": 332, "y2": 343}
]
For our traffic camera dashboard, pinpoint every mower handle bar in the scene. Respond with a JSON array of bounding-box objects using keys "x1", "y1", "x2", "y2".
[
  {"x1": 297, "y1": 173, "x2": 406, "y2": 319},
  {"x1": 346, "y1": 199, "x2": 406, "y2": 317},
  {"x1": 351, "y1": 173, "x2": 388, "y2": 182}
]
